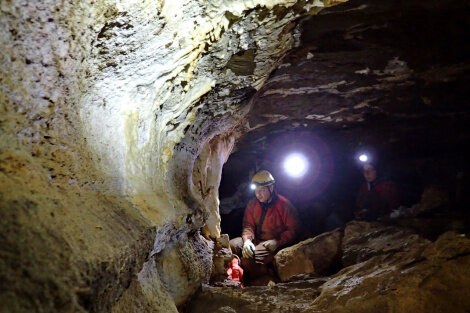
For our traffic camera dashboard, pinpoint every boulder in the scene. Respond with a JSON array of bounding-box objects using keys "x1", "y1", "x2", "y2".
[
  {"x1": 188, "y1": 230, "x2": 470, "y2": 313},
  {"x1": 211, "y1": 246, "x2": 234, "y2": 284},
  {"x1": 274, "y1": 228, "x2": 343, "y2": 282},
  {"x1": 307, "y1": 231, "x2": 470, "y2": 313},
  {"x1": 154, "y1": 233, "x2": 213, "y2": 307},
  {"x1": 342, "y1": 221, "x2": 429, "y2": 267},
  {"x1": 187, "y1": 278, "x2": 327, "y2": 313}
]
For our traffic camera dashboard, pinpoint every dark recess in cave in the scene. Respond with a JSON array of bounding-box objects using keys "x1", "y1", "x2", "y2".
[{"x1": 219, "y1": 0, "x2": 470, "y2": 242}]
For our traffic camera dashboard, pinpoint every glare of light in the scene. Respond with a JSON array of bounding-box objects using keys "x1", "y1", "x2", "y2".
[
  {"x1": 250, "y1": 183, "x2": 257, "y2": 190},
  {"x1": 359, "y1": 154, "x2": 368, "y2": 162},
  {"x1": 283, "y1": 153, "x2": 308, "y2": 178}
]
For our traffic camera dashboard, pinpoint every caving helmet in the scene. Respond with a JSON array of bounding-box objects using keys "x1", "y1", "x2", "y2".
[{"x1": 251, "y1": 170, "x2": 275, "y2": 188}]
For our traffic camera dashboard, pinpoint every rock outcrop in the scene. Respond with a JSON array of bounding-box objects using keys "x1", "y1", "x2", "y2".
[
  {"x1": 312, "y1": 231, "x2": 470, "y2": 313},
  {"x1": 341, "y1": 221, "x2": 429, "y2": 267},
  {"x1": 188, "y1": 223, "x2": 470, "y2": 313},
  {"x1": 274, "y1": 228, "x2": 342, "y2": 281}
]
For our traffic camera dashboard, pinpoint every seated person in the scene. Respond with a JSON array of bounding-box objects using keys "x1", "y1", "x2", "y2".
[
  {"x1": 355, "y1": 162, "x2": 400, "y2": 221},
  {"x1": 229, "y1": 170, "x2": 299, "y2": 278}
]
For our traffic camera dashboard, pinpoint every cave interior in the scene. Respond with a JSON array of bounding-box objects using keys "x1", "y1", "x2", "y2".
[
  {"x1": 219, "y1": 0, "x2": 469, "y2": 245},
  {"x1": 1, "y1": 0, "x2": 469, "y2": 312}
]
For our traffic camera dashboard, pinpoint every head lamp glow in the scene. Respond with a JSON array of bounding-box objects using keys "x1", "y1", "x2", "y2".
[
  {"x1": 283, "y1": 153, "x2": 308, "y2": 178},
  {"x1": 250, "y1": 183, "x2": 257, "y2": 190},
  {"x1": 359, "y1": 154, "x2": 368, "y2": 162}
]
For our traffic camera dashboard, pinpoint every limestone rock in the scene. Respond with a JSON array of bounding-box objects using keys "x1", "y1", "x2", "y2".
[
  {"x1": 211, "y1": 245, "x2": 234, "y2": 284},
  {"x1": 308, "y1": 231, "x2": 470, "y2": 313},
  {"x1": 154, "y1": 233, "x2": 212, "y2": 307},
  {"x1": 246, "y1": 0, "x2": 470, "y2": 135},
  {"x1": 2, "y1": 0, "x2": 468, "y2": 311},
  {"x1": 422, "y1": 231, "x2": 470, "y2": 260},
  {"x1": 187, "y1": 278, "x2": 327, "y2": 313},
  {"x1": 274, "y1": 228, "x2": 342, "y2": 282},
  {"x1": 111, "y1": 258, "x2": 178, "y2": 313},
  {"x1": 189, "y1": 227, "x2": 470, "y2": 313},
  {"x1": 192, "y1": 135, "x2": 235, "y2": 238},
  {"x1": 342, "y1": 221, "x2": 429, "y2": 267},
  {"x1": 208, "y1": 234, "x2": 235, "y2": 284}
]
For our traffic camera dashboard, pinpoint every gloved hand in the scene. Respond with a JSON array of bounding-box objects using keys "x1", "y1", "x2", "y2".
[
  {"x1": 242, "y1": 239, "x2": 255, "y2": 258},
  {"x1": 389, "y1": 209, "x2": 401, "y2": 219},
  {"x1": 262, "y1": 239, "x2": 278, "y2": 252}
]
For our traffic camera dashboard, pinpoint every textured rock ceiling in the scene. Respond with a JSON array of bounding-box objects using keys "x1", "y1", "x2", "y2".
[{"x1": 241, "y1": 0, "x2": 469, "y2": 145}]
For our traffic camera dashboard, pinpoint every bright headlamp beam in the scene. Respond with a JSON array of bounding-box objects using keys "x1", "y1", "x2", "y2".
[
  {"x1": 359, "y1": 154, "x2": 368, "y2": 162},
  {"x1": 250, "y1": 183, "x2": 257, "y2": 190},
  {"x1": 283, "y1": 153, "x2": 308, "y2": 178}
]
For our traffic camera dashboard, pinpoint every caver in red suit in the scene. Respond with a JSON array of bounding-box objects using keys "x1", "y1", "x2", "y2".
[{"x1": 229, "y1": 170, "x2": 299, "y2": 277}]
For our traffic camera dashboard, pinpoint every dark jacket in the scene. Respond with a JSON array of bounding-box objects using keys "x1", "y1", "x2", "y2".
[{"x1": 355, "y1": 177, "x2": 399, "y2": 220}]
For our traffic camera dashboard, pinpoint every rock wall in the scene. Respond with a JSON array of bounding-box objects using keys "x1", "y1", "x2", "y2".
[
  {"x1": 0, "y1": 0, "x2": 346, "y2": 312},
  {"x1": 192, "y1": 134, "x2": 235, "y2": 238}
]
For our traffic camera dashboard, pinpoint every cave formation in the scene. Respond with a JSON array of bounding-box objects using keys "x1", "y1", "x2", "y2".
[{"x1": 1, "y1": 0, "x2": 469, "y2": 312}]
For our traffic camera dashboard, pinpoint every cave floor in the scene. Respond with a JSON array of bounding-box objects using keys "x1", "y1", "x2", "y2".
[{"x1": 185, "y1": 212, "x2": 470, "y2": 313}]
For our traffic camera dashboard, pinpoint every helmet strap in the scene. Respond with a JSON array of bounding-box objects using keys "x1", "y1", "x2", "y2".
[{"x1": 260, "y1": 186, "x2": 277, "y2": 209}]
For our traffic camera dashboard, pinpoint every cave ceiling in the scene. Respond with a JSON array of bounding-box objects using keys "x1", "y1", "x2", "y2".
[{"x1": 235, "y1": 0, "x2": 469, "y2": 159}]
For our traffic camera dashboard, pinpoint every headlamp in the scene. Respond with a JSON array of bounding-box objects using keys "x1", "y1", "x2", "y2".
[
  {"x1": 359, "y1": 154, "x2": 368, "y2": 162},
  {"x1": 283, "y1": 153, "x2": 308, "y2": 178}
]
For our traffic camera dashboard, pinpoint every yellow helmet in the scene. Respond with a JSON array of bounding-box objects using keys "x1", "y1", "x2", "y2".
[{"x1": 251, "y1": 170, "x2": 275, "y2": 187}]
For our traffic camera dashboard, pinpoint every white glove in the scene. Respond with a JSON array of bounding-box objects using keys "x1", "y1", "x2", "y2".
[
  {"x1": 262, "y1": 239, "x2": 278, "y2": 252},
  {"x1": 242, "y1": 239, "x2": 255, "y2": 258}
]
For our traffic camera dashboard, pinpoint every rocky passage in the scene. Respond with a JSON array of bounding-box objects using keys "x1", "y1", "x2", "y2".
[{"x1": 188, "y1": 221, "x2": 470, "y2": 313}]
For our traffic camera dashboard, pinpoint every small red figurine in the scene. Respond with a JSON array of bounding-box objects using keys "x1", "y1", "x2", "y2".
[{"x1": 227, "y1": 256, "x2": 244, "y2": 288}]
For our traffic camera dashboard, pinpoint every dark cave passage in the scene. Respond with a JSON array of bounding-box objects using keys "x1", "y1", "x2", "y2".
[
  {"x1": 219, "y1": 125, "x2": 469, "y2": 243},
  {"x1": 218, "y1": 0, "x2": 470, "y2": 248}
]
